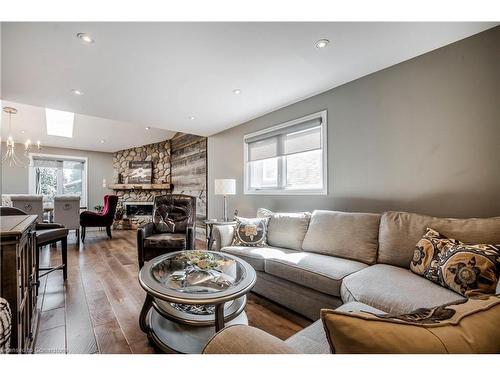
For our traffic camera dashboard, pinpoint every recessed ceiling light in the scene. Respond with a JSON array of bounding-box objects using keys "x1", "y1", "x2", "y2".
[
  {"x1": 20, "y1": 130, "x2": 25, "y2": 134},
  {"x1": 77, "y1": 33, "x2": 94, "y2": 44},
  {"x1": 232, "y1": 89, "x2": 242, "y2": 95},
  {"x1": 71, "y1": 89, "x2": 83, "y2": 96},
  {"x1": 315, "y1": 39, "x2": 330, "y2": 49},
  {"x1": 145, "y1": 126, "x2": 151, "y2": 130},
  {"x1": 45, "y1": 108, "x2": 74, "y2": 138},
  {"x1": 100, "y1": 139, "x2": 106, "y2": 144},
  {"x1": 188, "y1": 116, "x2": 196, "y2": 120}
]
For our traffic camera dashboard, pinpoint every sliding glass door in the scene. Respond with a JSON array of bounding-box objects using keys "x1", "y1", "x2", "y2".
[{"x1": 30, "y1": 155, "x2": 87, "y2": 206}]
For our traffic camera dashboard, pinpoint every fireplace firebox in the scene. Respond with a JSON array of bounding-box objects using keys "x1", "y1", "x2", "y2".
[{"x1": 123, "y1": 201, "x2": 154, "y2": 218}]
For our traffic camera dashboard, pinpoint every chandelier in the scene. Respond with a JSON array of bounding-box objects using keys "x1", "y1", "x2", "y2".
[{"x1": 2, "y1": 106, "x2": 41, "y2": 167}]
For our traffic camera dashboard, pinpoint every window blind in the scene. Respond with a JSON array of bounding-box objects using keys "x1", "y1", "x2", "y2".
[
  {"x1": 32, "y1": 157, "x2": 84, "y2": 170},
  {"x1": 32, "y1": 158, "x2": 63, "y2": 169},
  {"x1": 246, "y1": 117, "x2": 322, "y2": 162}
]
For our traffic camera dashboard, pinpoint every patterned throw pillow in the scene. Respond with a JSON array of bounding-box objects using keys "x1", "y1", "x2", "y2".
[
  {"x1": 0, "y1": 298, "x2": 11, "y2": 353},
  {"x1": 231, "y1": 216, "x2": 269, "y2": 247},
  {"x1": 410, "y1": 228, "x2": 500, "y2": 297}
]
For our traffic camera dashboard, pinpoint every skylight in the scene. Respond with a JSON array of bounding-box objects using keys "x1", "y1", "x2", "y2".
[{"x1": 45, "y1": 108, "x2": 74, "y2": 138}]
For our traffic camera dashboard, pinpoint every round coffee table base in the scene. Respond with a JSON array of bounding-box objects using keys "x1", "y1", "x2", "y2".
[{"x1": 146, "y1": 308, "x2": 248, "y2": 354}]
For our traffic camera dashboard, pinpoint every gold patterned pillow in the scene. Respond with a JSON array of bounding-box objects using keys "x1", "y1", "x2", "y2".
[
  {"x1": 410, "y1": 228, "x2": 500, "y2": 297},
  {"x1": 231, "y1": 217, "x2": 269, "y2": 247}
]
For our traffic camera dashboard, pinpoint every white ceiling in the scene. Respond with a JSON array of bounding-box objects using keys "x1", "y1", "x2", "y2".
[
  {"x1": 1, "y1": 100, "x2": 176, "y2": 152},
  {"x1": 1, "y1": 22, "x2": 497, "y2": 138}
]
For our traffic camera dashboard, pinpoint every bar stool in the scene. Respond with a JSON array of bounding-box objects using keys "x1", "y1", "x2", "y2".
[{"x1": 0, "y1": 206, "x2": 69, "y2": 281}]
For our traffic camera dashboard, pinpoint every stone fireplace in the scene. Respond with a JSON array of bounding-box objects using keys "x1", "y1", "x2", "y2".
[
  {"x1": 111, "y1": 133, "x2": 207, "y2": 240},
  {"x1": 111, "y1": 139, "x2": 172, "y2": 230}
]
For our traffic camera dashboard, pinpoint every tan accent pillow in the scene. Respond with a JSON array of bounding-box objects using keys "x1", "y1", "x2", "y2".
[
  {"x1": 410, "y1": 228, "x2": 500, "y2": 297},
  {"x1": 321, "y1": 295, "x2": 500, "y2": 354}
]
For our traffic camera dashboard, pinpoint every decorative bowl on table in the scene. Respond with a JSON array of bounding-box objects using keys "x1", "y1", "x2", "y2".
[{"x1": 150, "y1": 251, "x2": 243, "y2": 315}]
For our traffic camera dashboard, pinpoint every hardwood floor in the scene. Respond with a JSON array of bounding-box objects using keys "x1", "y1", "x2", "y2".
[{"x1": 35, "y1": 229, "x2": 311, "y2": 354}]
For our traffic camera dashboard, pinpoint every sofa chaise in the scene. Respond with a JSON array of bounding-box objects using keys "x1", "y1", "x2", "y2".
[{"x1": 209, "y1": 210, "x2": 500, "y2": 353}]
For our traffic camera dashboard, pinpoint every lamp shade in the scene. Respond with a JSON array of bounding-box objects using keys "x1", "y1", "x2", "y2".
[{"x1": 214, "y1": 179, "x2": 236, "y2": 195}]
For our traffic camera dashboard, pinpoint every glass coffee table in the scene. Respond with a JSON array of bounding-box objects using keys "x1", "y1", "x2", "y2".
[{"x1": 138, "y1": 250, "x2": 256, "y2": 353}]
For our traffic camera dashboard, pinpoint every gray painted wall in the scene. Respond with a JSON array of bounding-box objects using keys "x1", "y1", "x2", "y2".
[
  {"x1": 208, "y1": 27, "x2": 500, "y2": 219},
  {"x1": 0, "y1": 23, "x2": 3, "y2": 198},
  {"x1": 1, "y1": 143, "x2": 113, "y2": 209}
]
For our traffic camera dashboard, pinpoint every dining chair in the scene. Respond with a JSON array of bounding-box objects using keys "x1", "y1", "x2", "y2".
[
  {"x1": 54, "y1": 196, "x2": 81, "y2": 240},
  {"x1": 10, "y1": 195, "x2": 44, "y2": 223}
]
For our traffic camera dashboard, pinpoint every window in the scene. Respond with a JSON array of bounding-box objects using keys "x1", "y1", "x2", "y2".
[
  {"x1": 244, "y1": 110, "x2": 327, "y2": 194},
  {"x1": 29, "y1": 154, "x2": 88, "y2": 206}
]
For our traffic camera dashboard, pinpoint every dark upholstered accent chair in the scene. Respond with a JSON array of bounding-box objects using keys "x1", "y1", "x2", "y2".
[
  {"x1": 80, "y1": 195, "x2": 118, "y2": 243},
  {"x1": 137, "y1": 194, "x2": 196, "y2": 268},
  {"x1": 0, "y1": 206, "x2": 69, "y2": 280}
]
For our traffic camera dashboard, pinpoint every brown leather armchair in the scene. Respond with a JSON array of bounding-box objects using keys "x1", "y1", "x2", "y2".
[{"x1": 137, "y1": 194, "x2": 196, "y2": 268}]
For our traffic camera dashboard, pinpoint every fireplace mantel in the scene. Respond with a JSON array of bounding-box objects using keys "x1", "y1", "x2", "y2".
[{"x1": 109, "y1": 183, "x2": 173, "y2": 191}]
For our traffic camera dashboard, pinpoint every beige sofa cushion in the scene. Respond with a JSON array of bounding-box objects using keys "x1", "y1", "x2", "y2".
[
  {"x1": 257, "y1": 208, "x2": 311, "y2": 251},
  {"x1": 321, "y1": 295, "x2": 500, "y2": 354},
  {"x1": 378, "y1": 211, "x2": 500, "y2": 268},
  {"x1": 221, "y1": 246, "x2": 297, "y2": 271},
  {"x1": 264, "y1": 252, "x2": 368, "y2": 297},
  {"x1": 285, "y1": 302, "x2": 385, "y2": 354},
  {"x1": 341, "y1": 264, "x2": 464, "y2": 314},
  {"x1": 285, "y1": 319, "x2": 329, "y2": 354},
  {"x1": 301, "y1": 210, "x2": 381, "y2": 264},
  {"x1": 203, "y1": 325, "x2": 298, "y2": 354},
  {"x1": 335, "y1": 301, "x2": 386, "y2": 314}
]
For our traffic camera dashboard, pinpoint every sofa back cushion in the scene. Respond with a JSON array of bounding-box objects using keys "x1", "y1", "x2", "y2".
[
  {"x1": 257, "y1": 208, "x2": 311, "y2": 251},
  {"x1": 301, "y1": 210, "x2": 381, "y2": 264},
  {"x1": 378, "y1": 211, "x2": 500, "y2": 268}
]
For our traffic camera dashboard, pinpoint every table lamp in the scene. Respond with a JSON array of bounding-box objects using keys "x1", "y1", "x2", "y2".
[{"x1": 214, "y1": 179, "x2": 236, "y2": 221}]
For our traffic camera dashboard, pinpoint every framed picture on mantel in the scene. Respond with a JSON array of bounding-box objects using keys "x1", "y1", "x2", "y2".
[{"x1": 128, "y1": 161, "x2": 153, "y2": 184}]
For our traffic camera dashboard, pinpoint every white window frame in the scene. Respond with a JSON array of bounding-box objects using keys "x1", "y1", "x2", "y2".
[
  {"x1": 28, "y1": 152, "x2": 89, "y2": 206},
  {"x1": 244, "y1": 110, "x2": 328, "y2": 195}
]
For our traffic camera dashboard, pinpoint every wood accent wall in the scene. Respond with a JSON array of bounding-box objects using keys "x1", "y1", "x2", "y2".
[{"x1": 170, "y1": 133, "x2": 207, "y2": 241}]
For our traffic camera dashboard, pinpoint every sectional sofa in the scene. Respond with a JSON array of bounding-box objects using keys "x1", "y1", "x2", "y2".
[{"x1": 209, "y1": 210, "x2": 500, "y2": 353}]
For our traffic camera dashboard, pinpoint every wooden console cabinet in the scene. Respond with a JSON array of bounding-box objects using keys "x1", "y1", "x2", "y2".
[{"x1": 0, "y1": 214, "x2": 39, "y2": 353}]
